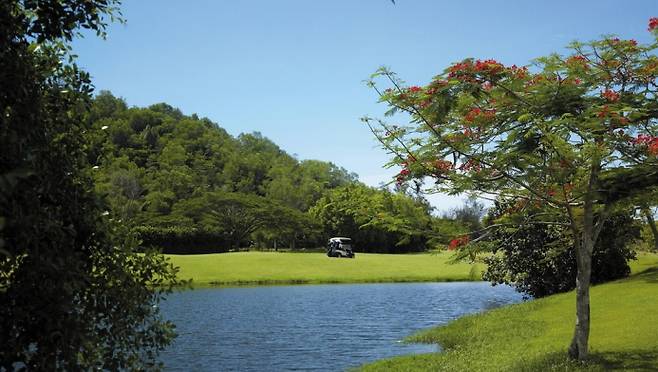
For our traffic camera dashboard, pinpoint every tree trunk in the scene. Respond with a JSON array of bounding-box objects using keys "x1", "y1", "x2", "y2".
[
  {"x1": 568, "y1": 237, "x2": 593, "y2": 360},
  {"x1": 643, "y1": 208, "x2": 658, "y2": 251},
  {"x1": 568, "y1": 160, "x2": 599, "y2": 361}
]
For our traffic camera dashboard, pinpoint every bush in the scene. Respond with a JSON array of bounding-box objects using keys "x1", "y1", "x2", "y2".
[{"x1": 483, "y1": 208, "x2": 639, "y2": 298}]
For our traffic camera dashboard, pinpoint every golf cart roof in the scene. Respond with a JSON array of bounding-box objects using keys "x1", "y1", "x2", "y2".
[{"x1": 329, "y1": 237, "x2": 351, "y2": 241}]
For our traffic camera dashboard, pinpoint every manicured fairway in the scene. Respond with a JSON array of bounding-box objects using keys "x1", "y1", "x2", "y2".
[
  {"x1": 359, "y1": 252, "x2": 658, "y2": 371},
  {"x1": 168, "y1": 251, "x2": 483, "y2": 286}
]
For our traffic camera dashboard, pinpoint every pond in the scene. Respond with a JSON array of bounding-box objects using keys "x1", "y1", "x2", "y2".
[{"x1": 159, "y1": 282, "x2": 524, "y2": 371}]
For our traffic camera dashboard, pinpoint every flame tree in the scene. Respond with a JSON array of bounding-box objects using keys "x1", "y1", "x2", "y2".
[{"x1": 363, "y1": 19, "x2": 658, "y2": 360}]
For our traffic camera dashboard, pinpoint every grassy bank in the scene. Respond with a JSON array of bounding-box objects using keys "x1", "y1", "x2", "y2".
[
  {"x1": 360, "y1": 252, "x2": 658, "y2": 371},
  {"x1": 168, "y1": 251, "x2": 483, "y2": 286}
]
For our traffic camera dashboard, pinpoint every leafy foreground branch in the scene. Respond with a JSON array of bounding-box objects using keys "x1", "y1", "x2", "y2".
[{"x1": 1, "y1": 1, "x2": 181, "y2": 370}]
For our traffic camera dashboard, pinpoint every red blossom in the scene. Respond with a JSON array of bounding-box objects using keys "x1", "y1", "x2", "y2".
[
  {"x1": 448, "y1": 235, "x2": 470, "y2": 250},
  {"x1": 409, "y1": 86, "x2": 423, "y2": 93},
  {"x1": 597, "y1": 105, "x2": 610, "y2": 118},
  {"x1": 567, "y1": 55, "x2": 587, "y2": 64},
  {"x1": 650, "y1": 141, "x2": 658, "y2": 156},
  {"x1": 474, "y1": 59, "x2": 504, "y2": 74},
  {"x1": 631, "y1": 135, "x2": 658, "y2": 156},
  {"x1": 433, "y1": 159, "x2": 453, "y2": 172},
  {"x1": 650, "y1": 17, "x2": 658, "y2": 31},
  {"x1": 459, "y1": 159, "x2": 482, "y2": 172},
  {"x1": 629, "y1": 39, "x2": 638, "y2": 46},
  {"x1": 508, "y1": 64, "x2": 528, "y2": 79},
  {"x1": 448, "y1": 61, "x2": 474, "y2": 78},
  {"x1": 602, "y1": 89, "x2": 620, "y2": 102},
  {"x1": 464, "y1": 108, "x2": 482, "y2": 122},
  {"x1": 464, "y1": 108, "x2": 496, "y2": 123}
]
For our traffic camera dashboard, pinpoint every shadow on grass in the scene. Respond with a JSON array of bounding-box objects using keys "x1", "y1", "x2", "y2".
[
  {"x1": 634, "y1": 267, "x2": 658, "y2": 283},
  {"x1": 592, "y1": 350, "x2": 658, "y2": 371},
  {"x1": 511, "y1": 350, "x2": 658, "y2": 371}
]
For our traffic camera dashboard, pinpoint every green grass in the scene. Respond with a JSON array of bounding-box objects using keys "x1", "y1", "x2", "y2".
[
  {"x1": 168, "y1": 251, "x2": 484, "y2": 286},
  {"x1": 359, "y1": 252, "x2": 658, "y2": 371}
]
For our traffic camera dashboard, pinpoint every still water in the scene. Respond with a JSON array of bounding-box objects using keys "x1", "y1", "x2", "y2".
[{"x1": 160, "y1": 282, "x2": 523, "y2": 371}]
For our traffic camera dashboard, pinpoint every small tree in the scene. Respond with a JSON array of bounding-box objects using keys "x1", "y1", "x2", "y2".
[{"x1": 364, "y1": 20, "x2": 658, "y2": 360}]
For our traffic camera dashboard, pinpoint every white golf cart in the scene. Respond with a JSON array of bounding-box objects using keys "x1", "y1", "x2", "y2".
[{"x1": 326, "y1": 237, "x2": 355, "y2": 258}]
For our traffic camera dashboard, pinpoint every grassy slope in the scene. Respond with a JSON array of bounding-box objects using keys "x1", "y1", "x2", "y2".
[
  {"x1": 168, "y1": 251, "x2": 483, "y2": 286},
  {"x1": 360, "y1": 252, "x2": 658, "y2": 371}
]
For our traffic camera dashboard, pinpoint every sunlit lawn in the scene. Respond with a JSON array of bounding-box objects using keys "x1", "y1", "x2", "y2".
[{"x1": 168, "y1": 251, "x2": 483, "y2": 286}]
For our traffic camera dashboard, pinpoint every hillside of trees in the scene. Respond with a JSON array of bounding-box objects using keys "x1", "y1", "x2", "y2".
[{"x1": 86, "y1": 92, "x2": 461, "y2": 253}]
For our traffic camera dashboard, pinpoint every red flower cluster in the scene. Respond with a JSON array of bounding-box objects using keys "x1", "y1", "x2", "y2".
[
  {"x1": 408, "y1": 86, "x2": 423, "y2": 93},
  {"x1": 458, "y1": 159, "x2": 482, "y2": 172},
  {"x1": 633, "y1": 134, "x2": 658, "y2": 156},
  {"x1": 597, "y1": 105, "x2": 610, "y2": 118},
  {"x1": 448, "y1": 59, "x2": 505, "y2": 81},
  {"x1": 464, "y1": 107, "x2": 496, "y2": 123},
  {"x1": 474, "y1": 59, "x2": 504, "y2": 74},
  {"x1": 566, "y1": 55, "x2": 589, "y2": 69},
  {"x1": 508, "y1": 64, "x2": 529, "y2": 79},
  {"x1": 433, "y1": 159, "x2": 453, "y2": 172},
  {"x1": 650, "y1": 17, "x2": 658, "y2": 31},
  {"x1": 602, "y1": 89, "x2": 620, "y2": 102},
  {"x1": 596, "y1": 105, "x2": 629, "y2": 126},
  {"x1": 448, "y1": 60, "x2": 475, "y2": 79},
  {"x1": 448, "y1": 235, "x2": 470, "y2": 250},
  {"x1": 396, "y1": 168, "x2": 410, "y2": 185},
  {"x1": 396, "y1": 156, "x2": 419, "y2": 185}
]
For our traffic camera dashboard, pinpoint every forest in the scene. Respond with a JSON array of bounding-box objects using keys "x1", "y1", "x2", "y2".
[{"x1": 86, "y1": 92, "x2": 466, "y2": 253}]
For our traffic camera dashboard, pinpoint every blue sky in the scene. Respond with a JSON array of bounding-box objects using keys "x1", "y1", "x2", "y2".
[{"x1": 72, "y1": 0, "x2": 657, "y2": 212}]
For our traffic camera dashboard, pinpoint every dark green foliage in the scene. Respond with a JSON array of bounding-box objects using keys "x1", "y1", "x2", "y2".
[
  {"x1": 483, "y1": 204, "x2": 639, "y2": 298},
  {"x1": 133, "y1": 225, "x2": 230, "y2": 254},
  {"x1": 0, "y1": 1, "x2": 180, "y2": 369}
]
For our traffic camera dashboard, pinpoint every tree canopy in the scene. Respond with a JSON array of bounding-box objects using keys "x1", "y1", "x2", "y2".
[{"x1": 365, "y1": 19, "x2": 658, "y2": 360}]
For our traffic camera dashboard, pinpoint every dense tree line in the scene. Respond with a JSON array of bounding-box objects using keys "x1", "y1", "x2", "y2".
[{"x1": 86, "y1": 92, "x2": 454, "y2": 253}]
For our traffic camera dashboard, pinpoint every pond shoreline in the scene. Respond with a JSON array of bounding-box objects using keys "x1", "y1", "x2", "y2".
[{"x1": 180, "y1": 276, "x2": 485, "y2": 289}]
